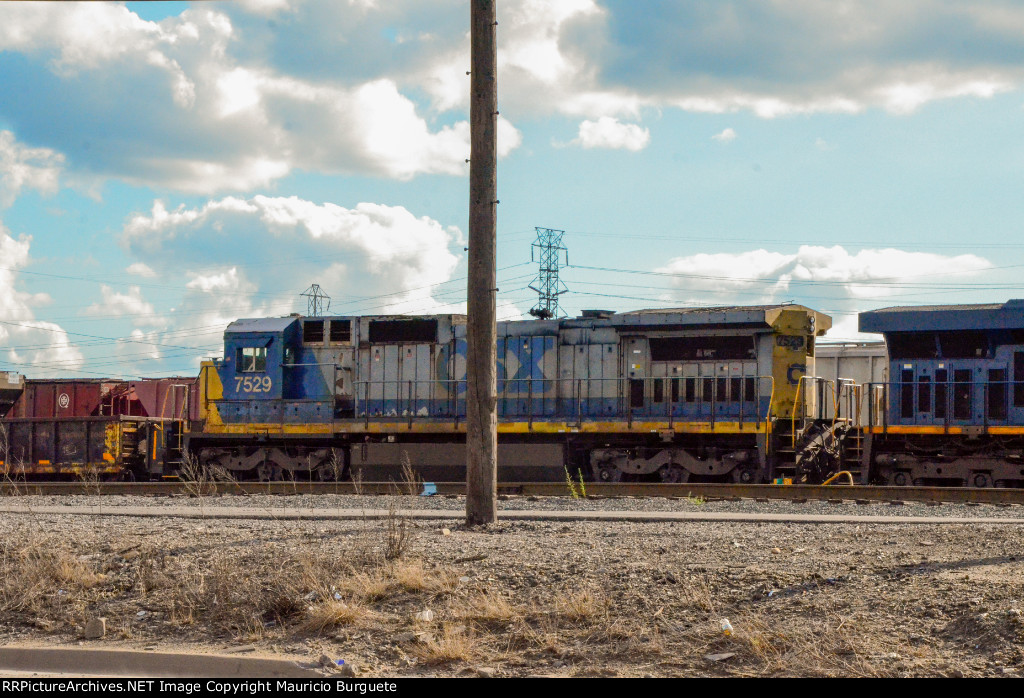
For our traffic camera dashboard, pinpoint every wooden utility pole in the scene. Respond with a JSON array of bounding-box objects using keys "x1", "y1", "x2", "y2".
[{"x1": 466, "y1": 0, "x2": 498, "y2": 525}]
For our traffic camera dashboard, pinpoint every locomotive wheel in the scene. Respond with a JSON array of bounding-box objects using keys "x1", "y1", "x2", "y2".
[
  {"x1": 658, "y1": 464, "x2": 688, "y2": 484},
  {"x1": 316, "y1": 464, "x2": 338, "y2": 481},
  {"x1": 891, "y1": 471, "x2": 910, "y2": 487},
  {"x1": 972, "y1": 472, "x2": 993, "y2": 488},
  {"x1": 598, "y1": 466, "x2": 622, "y2": 483},
  {"x1": 257, "y1": 461, "x2": 283, "y2": 482},
  {"x1": 733, "y1": 466, "x2": 759, "y2": 484}
]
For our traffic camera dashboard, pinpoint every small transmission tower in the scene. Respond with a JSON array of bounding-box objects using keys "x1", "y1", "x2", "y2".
[
  {"x1": 528, "y1": 227, "x2": 569, "y2": 319},
  {"x1": 300, "y1": 283, "x2": 331, "y2": 317}
]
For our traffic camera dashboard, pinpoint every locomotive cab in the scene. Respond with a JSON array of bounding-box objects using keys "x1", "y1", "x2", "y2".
[
  {"x1": 219, "y1": 317, "x2": 292, "y2": 418},
  {"x1": 860, "y1": 301, "x2": 1024, "y2": 428},
  {"x1": 859, "y1": 300, "x2": 1024, "y2": 487}
]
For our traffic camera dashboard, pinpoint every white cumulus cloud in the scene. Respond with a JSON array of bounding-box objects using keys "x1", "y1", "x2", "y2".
[
  {"x1": 712, "y1": 128, "x2": 737, "y2": 143},
  {"x1": 122, "y1": 195, "x2": 462, "y2": 310},
  {"x1": 572, "y1": 117, "x2": 650, "y2": 151},
  {"x1": 84, "y1": 285, "x2": 165, "y2": 328},
  {"x1": 0, "y1": 131, "x2": 63, "y2": 207},
  {"x1": 1, "y1": 0, "x2": 1023, "y2": 199},
  {"x1": 656, "y1": 245, "x2": 993, "y2": 339},
  {"x1": 0, "y1": 4, "x2": 521, "y2": 193},
  {"x1": 125, "y1": 262, "x2": 157, "y2": 278},
  {"x1": 0, "y1": 227, "x2": 83, "y2": 376}
]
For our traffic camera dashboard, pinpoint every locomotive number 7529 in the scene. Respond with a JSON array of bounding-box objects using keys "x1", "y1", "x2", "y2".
[{"x1": 235, "y1": 376, "x2": 272, "y2": 393}]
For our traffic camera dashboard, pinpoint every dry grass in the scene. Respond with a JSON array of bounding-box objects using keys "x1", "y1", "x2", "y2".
[
  {"x1": 77, "y1": 465, "x2": 103, "y2": 496},
  {"x1": 413, "y1": 624, "x2": 479, "y2": 665},
  {"x1": 0, "y1": 513, "x2": 974, "y2": 677},
  {"x1": 177, "y1": 451, "x2": 237, "y2": 499},
  {"x1": 340, "y1": 570, "x2": 392, "y2": 602},
  {"x1": 678, "y1": 572, "x2": 716, "y2": 613},
  {"x1": 324, "y1": 449, "x2": 344, "y2": 492},
  {"x1": 398, "y1": 450, "x2": 421, "y2": 496},
  {"x1": 0, "y1": 538, "x2": 105, "y2": 628},
  {"x1": 392, "y1": 559, "x2": 457, "y2": 595},
  {"x1": 458, "y1": 592, "x2": 517, "y2": 623},
  {"x1": 689, "y1": 609, "x2": 892, "y2": 678},
  {"x1": 300, "y1": 599, "x2": 370, "y2": 634},
  {"x1": 177, "y1": 451, "x2": 216, "y2": 500},
  {"x1": 384, "y1": 501, "x2": 413, "y2": 561},
  {"x1": 554, "y1": 587, "x2": 607, "y2": 622},
  {"x1": 515, "y1": 615, "x2": 566, "y2": 656}
]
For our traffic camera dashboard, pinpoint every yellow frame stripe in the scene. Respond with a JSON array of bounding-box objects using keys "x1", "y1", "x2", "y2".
[
  {"x1": 1, "y1": 464, "x2": 120, "y2": 475},
  {"x1": 866, "y1": 425, "x2": 1024, "y2": 435},
  {"x1": 205, "y1": 420, "x2": 767, "y2": 436}
]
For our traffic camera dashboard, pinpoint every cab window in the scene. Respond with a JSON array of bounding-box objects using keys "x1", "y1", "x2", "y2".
[{"x1": 236, "y1": 347, "x2": 267, "y2": 372}]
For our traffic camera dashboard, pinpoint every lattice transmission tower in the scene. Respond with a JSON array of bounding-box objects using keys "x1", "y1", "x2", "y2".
[
  {"x1": 300, "y1": 283, "x2": 331, "y2": 317},
  {"x1": 528, "y1": 227, "x2": 569, "y2": 319}
]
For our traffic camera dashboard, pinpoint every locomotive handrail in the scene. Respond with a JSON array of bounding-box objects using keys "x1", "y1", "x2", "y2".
[
  {"x1": 832, "y1": 378, "x2": 857, "y2": 428},
  {"x1": 859, "y1": 378, "x2": 1023, "y2": 432},
  {"x1": 791, "y1": 374, "x2": 851, "y2": 449},
  {"x1": 349, "y1": 375, "x2": 776, "y2": 425},
  {"x1": 792, "y1": 374, "x2": 809, "y2": 450}
]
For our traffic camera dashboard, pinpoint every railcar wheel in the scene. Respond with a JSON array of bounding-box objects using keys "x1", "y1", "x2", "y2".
[
  {"x1": 598, "y1": 466, "x2": 622, "y2": 483},
  {"x1": 972, "y1": 472, "x2": 993, "y2": 488},
  {"x1": 658, "y1": 464, "x2": 688, "y2": 484}
]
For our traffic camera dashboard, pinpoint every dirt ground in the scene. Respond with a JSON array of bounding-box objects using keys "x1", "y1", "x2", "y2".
[{"x1": 1, "y1": 495, "x2": 1023, "y2": 677}]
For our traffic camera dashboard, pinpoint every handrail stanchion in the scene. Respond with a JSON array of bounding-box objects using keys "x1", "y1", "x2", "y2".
[
  {"x1": 669, "y1": 378, "x2": 675, "y2": 429},
  {"x1": 528, "y1": 378, "x2": 534, "y2": 430},
  {"x1": 711, "y1": 375, "x2": 716, "y2": 431},
  {"x1": 363, "y1": 382, "x2": 370, "y2": 430},
  {"x1": 576, "y1": 378, "x2": 582, "y2": 428},
  {"x1": 882, "y1": 384, "x2": 888, "y2": 435}
]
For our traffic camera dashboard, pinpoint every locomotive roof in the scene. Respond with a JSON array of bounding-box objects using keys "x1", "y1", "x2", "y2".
[
  {"x1": 225, "y1": 317, "x2": 298, "y2": 334},
  {"x1": 608, "y1": 304, "x2": 831, "y2": 334},
  {"x1": 225, "y1": 304, "x2": 832, "y2": 337},
  {"x1": 626, "y1": 304, "x2": 796, "y2": 314},
  {"x1": 860, "y1": 299, "x2": 1024, "y2": 333}
]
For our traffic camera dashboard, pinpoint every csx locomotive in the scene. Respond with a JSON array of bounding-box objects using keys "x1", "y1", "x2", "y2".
[
  {"x1": 189, "y1": 304, "x2": 829, "y2": 483},
  {"x1": 857, "y1": 300, "x2": 1024, "y2": 487}
]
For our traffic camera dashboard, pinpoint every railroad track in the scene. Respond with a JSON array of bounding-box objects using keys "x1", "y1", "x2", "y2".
[{"x1": 1, "y1": 480, "x2": 1023, "y2": 505}]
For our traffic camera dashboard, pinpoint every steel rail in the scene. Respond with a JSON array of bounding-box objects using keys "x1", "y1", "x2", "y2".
[{"x1": 1, "y1": 481, "x2": 1023, "y2": 505}]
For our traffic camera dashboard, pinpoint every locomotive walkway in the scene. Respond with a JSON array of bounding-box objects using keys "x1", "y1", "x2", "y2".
[{"x1": 2, "y1": 503, "x2": 1024, "y2": 525}]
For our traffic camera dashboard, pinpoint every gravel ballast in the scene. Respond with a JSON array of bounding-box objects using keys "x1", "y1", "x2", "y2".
[{"x1": 1, "y1": 493, "x2": 1022, "y2": 677}]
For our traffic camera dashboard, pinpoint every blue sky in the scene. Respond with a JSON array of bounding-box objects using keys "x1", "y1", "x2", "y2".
[{"x1": 1, "y1": 0, "x2": 1023, "y2": 377}]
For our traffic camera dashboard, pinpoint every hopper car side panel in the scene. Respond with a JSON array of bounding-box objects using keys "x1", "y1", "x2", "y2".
[{"x1": 0, "y1": 417, "x2": 115, "y2": 476}]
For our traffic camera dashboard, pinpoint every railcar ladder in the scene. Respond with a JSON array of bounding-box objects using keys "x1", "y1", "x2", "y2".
[{"x1": 120, "y1": 422, "x2": 139, "y2": 458}]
